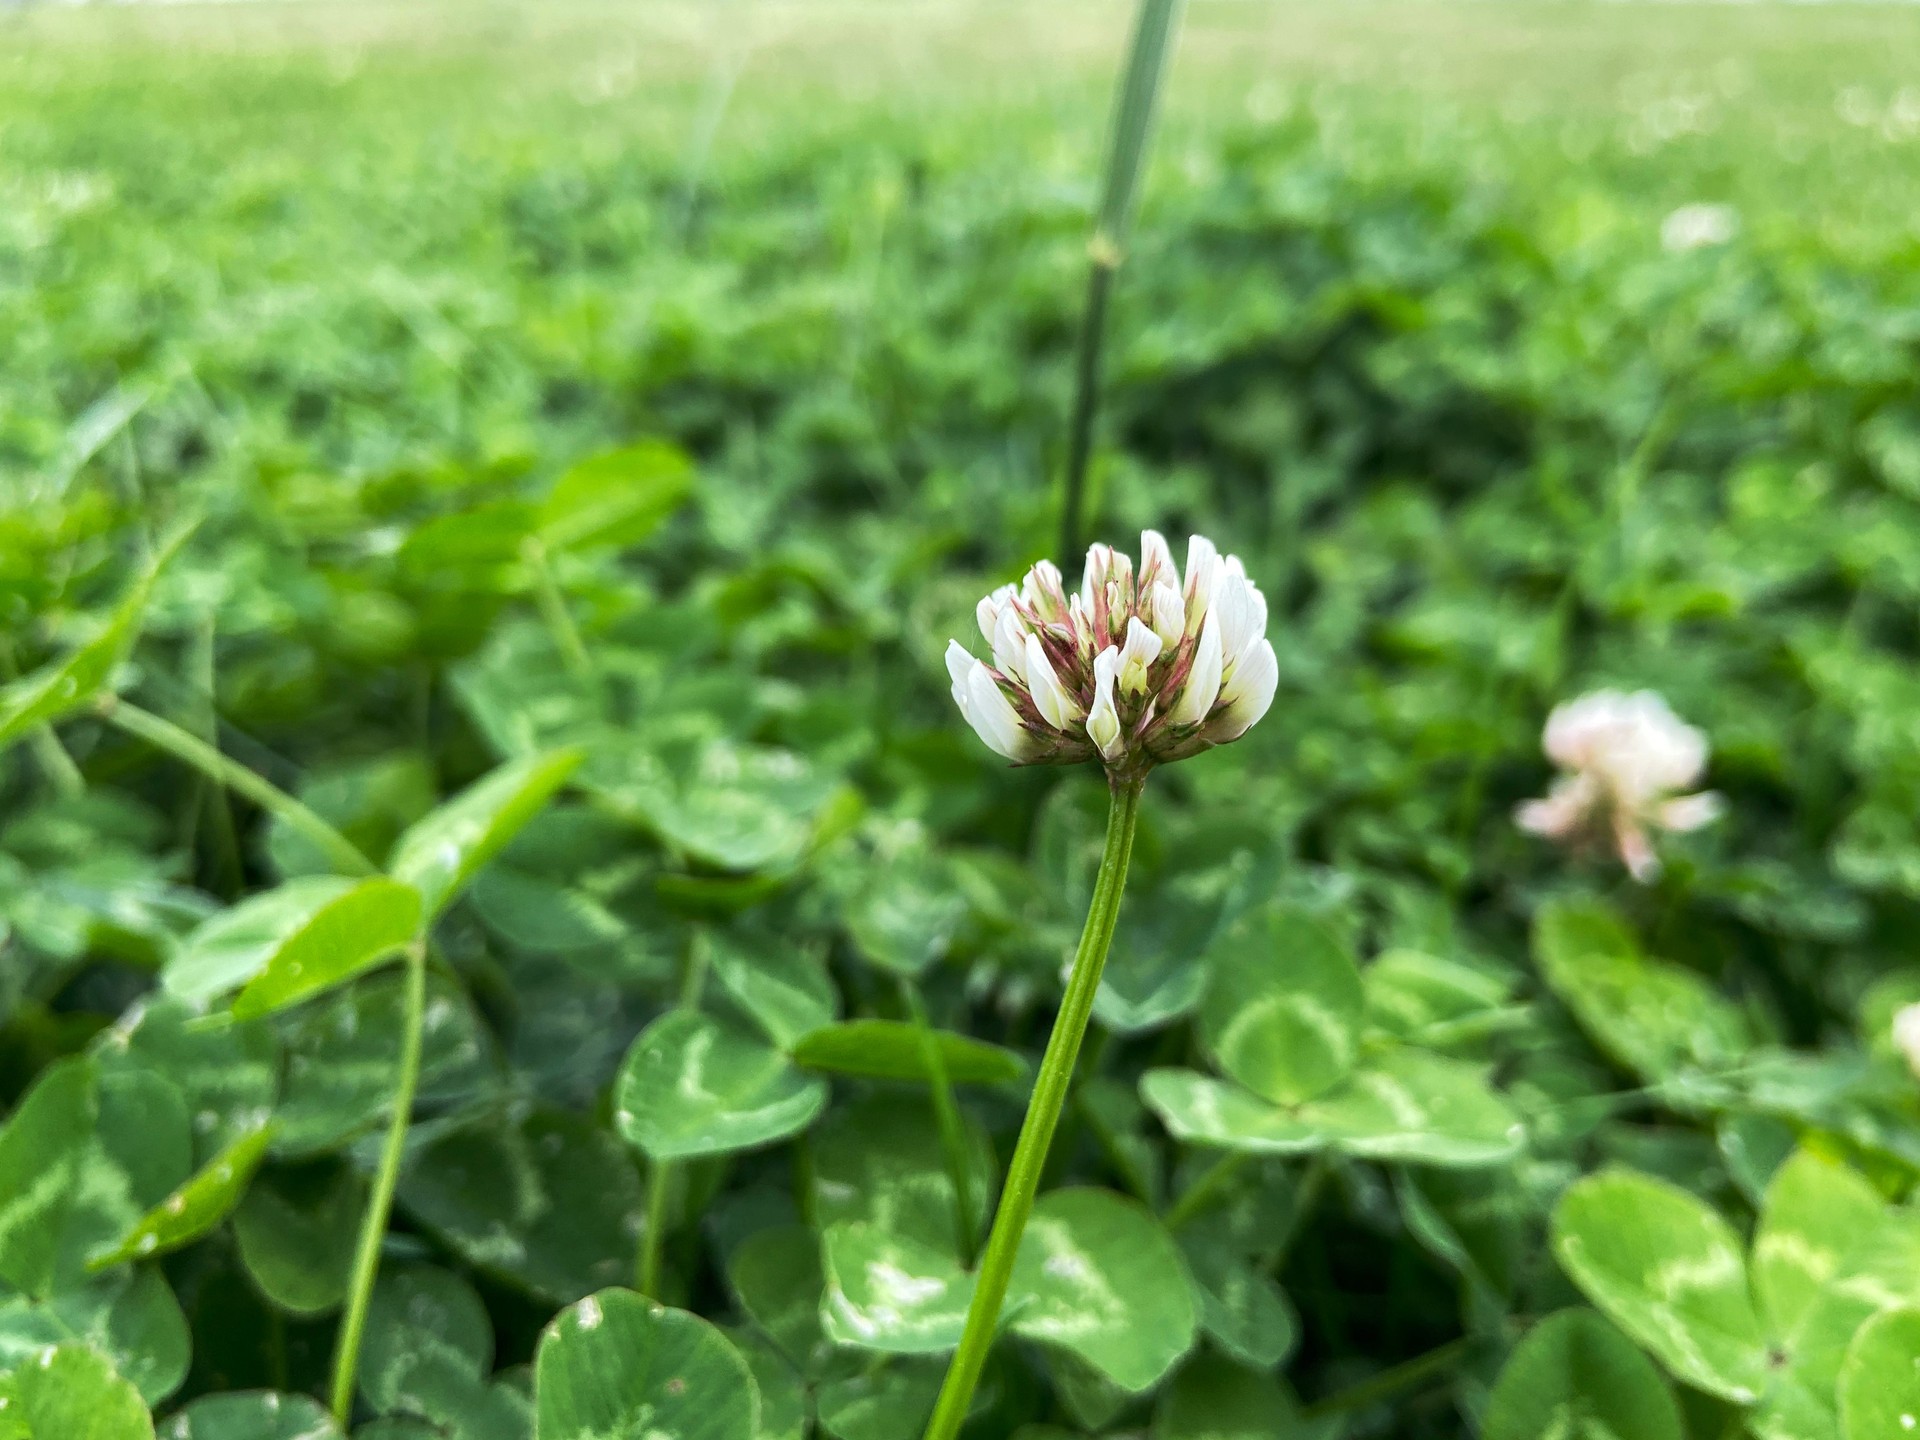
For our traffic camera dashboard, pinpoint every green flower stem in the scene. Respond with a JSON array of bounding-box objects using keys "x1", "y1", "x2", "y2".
[
  {"x1": 922, "y1": 776, "x2": 1144, "y2": 1440},
  {"x1": 638, "y1": 928, "x2": 712, "y2": 1297},
  {"x1": 329, "y1": 941, "x2": 428, "y2": 1425},
  {"x1": 99, "y1": 698, "x2": 377, "y2": 876},
  {"x1": 903, "y1": 977, "x2": 980, "y2": 1265}
]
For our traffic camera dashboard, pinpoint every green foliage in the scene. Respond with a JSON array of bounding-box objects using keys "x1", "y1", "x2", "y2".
[{"x1": 11, "y1": 2, "x2": 1920, "y2": 1434}]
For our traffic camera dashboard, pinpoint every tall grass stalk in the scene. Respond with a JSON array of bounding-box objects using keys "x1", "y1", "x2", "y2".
[{"x1": 1059, "y1": 0, "x2": 1185, "y2": 561}]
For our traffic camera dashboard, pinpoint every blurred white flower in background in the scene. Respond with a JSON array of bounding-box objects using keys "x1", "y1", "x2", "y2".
[
  {"x1": 1516, "y1": 689, "x2": 1722, "y2": 882},
  {"x1": 947, "y1": 531, "x2": 1278, "y2": 779},
  {"x1": 1661, "y1": 202, "x2": 1739, "y2": 254},
  {"x1": 1894, "y1": 1004, "x2": 1920, "y2": 1080}
]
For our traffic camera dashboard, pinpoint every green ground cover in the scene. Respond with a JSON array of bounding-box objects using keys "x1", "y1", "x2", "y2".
[{"x1": 8, "y1": 2, "x2": 1920, "y2": 1436}]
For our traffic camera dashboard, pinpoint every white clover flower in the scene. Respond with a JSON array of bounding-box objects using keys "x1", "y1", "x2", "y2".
[
  {"x1": 1894, "y1": 1004, "x2": 1920, "y2": 1080},
  {"x1": 1661, "y1": 203, "x2": 1739, "y2": 254},
  {"x1": 1515, "y1": 689, "x2": 1722, "y2": 882},
  {"x1": 946, "y1": 532, "x2": 1278, "y2": 778}
]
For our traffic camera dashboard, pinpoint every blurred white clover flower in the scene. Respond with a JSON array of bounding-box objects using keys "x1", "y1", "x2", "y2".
[
  {"x1": 1660, "y1": 202, "x2": 1739, "y2": 254},
  {"x1": 1515, "y1": 689, "x2": 1722, "y2": 882},
  {"x1": 946, "y1": 531, "x2": 1278, "y2": 780},
  {"x1": 1894, "y1": 1003, "x2": 1920, "y2": 1080}
]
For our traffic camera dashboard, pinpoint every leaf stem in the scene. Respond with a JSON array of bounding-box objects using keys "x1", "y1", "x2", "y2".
[
  {"x1": 98, "y1": 698, "x2": 376, "y2": 876},
  {"x1": 921, "y1": 776, "x2": 1144, "y2": 1440},
  {"x1": 522, "y1": 537, "x2": 594, "y2": 684},
  {"x1": 1058, "y1": 0, "x2": 1184, "y2": 559},
  {"x1": 328, "y1": 941, "x2": 428, "y2": 1425},
  {"x1": 1162, "y1": 1149, "x2": 1250, "y2": 1231},
  {"x1": 903, "y1": 977, "x2": 980, "y2": 1266},
  {"x1": 1299, "y1": 1334, "x2": 1478, "y2": 1421},
  {"x1": 638, "y1": 927, "x2": 712, "y2": 1297},
  {"x1": 637, "y1": 1158, "x2": 675, "y2": 1298}
]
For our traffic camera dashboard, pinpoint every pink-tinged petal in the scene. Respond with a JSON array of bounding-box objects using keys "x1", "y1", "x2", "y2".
[
  {"x1": 1657, "y1": 791, "x2": 1724, "y2": 833},
  {"x1": 1168, "y1": 610, "x2": 1223, "y2": 727},
  {"x1": 1613, "y1": 813, "x2": 1661, "y2": 883},
  {"x1": 1182, "y1": 534, "x2": 1220, "y2": 632}
]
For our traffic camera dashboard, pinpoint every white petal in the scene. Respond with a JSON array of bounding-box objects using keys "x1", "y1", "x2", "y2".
[
  {"x1": 1657, "y1": 791, "x2": 1723, "y2": 833},
  {"x1": 1211, "y1": 570, "x2": 1263, "y2": 663},
  {"x1": 1139, "y1": 529, "x2": 1177, "y2": 592},
  {"x1": 964, "y1": 662, "x2": 1036, "y2": 761},
  {"x1": 1086, "y1": 646, "x2": 1125, "y2": 761},
  {"x1": 1182, "y1": 534, "x2": 1220, "y2": 633},
  {"x1": 1212, "y1": 637, "x2": 1277, "y2": 740},
  {"x1": 1024, "y1": 633, "x2": 1084, "y2": 730},
  {"x1": 1149, "y1": 582, "x2": 1185, "y2": 648},
  {"x1": 975, "y1": 584, "x2": 1016, "y2": 645},
  {"x1": 1116, "y1": 616, "x2": 1163, "y2": 695},
  {"x1": 944, "y1": 639, "x2": 975, "y2": 705},
  {"x1": 993, "y1": 608, "x2": 1030, "y2": 685},
  {"x1": 1168, "y1": 611, "x2": 1223, "y2": 727},
  {"x1": 1894, "y1": 1004, "x2": 1920, "y2": 1078},
  {"x1": 1023, "y1": 560, "x2": 1068, "y2": 622},
  {"x1": 1080, "y1": 543, "x2": 1116, "y2": 608}
]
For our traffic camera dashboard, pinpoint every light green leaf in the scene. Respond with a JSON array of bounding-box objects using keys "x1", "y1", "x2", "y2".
[
  {"x1": 274, "y1": 970, "x2": 495, "y2": 1157},
  {"x1": 1178, "y1": 1232, "x2": 1298, "y2": 1370},
  {"x1": 727, "y1": 1227, "x2": 826, "y2": 1372},
  {"x1": 1364, "y1": 948, "x2": 1515, "y2": 1044},
  {"x1": 844, "y1": 851, "x2": 968, "y2": 979},
  {"x1": 0, "y1": 1060, "x2": 96, "y2": 1296},
  {"x1": 388, "y1": 749, "x2": 585, "y2": 921},
  {"x1": 813, "y1": 1354, "x2": 942, "y2": 1440},
  {"x1": 158, "y1": 1392, "x2": 341, "y2": 1440},
  {"x1": 0, "y1": 527, "x2": 187, "y2": 753},
  {"x1": 810, "y1": 1098, "x2": 995, "y2": 1257},
  {"x1": 164, "y1": 877, "x2": 358, "y2": 1005},
  {"x1": 1200, "y1": 904, "x2": 1362, "y2": 1107},
  {"x1": 0, "y1": 1268, "x2": 189, "y2": 1407},
  {"x1": 1839, "y1": 1307, "x2": 1920, "y2": 1440},
  {"x1": 224, "y1": 879, "x2": 421, "y2": 1020},
  {"x1": 1482, "y1": 1309, "x2": 1683, "y2": 1440},
  {"x1": 1092, "y1": 882, "x2": 1221, "y2": 1037},
  {"x1": 399, "y1": 1109, "x2": 642, "y2": 1305},
  {"x1": 539, "y1": 441, "x2": 694, "y2": 552},
  {"x1": 1302, "y1": 1049, "x2": 1524, "y2": 1167},
  {"x1": 791, "y1": 1021, "x2": 1024, "y2": 1087},
  {"x1": 822, "y1": 1224, "x2": 972, "y2": 1355},
  {"x1": 1150, "y1": 1352, "x2": 1332, "y2": 1439},
  {"x1": 1551, "y1": 1168, "x2": 1770, "y2": 1403},
  {"x1": 1754, "y1": 1151, "x2": 1892, "y2": 1364},
  {"x1": 535, "y1": 1290, "x2": 759, "y2": 1440},
  {"x1": 1008, "y1": 1188, "x2": 1196, "y2": 1393},
  {"x1": 615, "y1": 1010, "x2": 826, "y2": 1162},
  {"x1": 1534, "y1": 900, "x2": 1749, "y2": 1087},
  {"x1": 1140, "y1": 1069, "x2": 1323, "y2": 1156},
  {"x1": 710, "y1": 938, "x2": 838, "y2": 1049},
  {"x1": 359, "y1": 1265, "x2": 492, "y2": 1422},
  {"x1": 231, "y1": 1160, "x2": 365, "y2": 1316},
  {"x1": 730, "y1": 1329, "x2": 806, "y2": 1440},
  {"x1": 0, "y1": 1342, "x2": 154, "y2": 1439},
  {"x1": 88, "y1": 1122, "x2": 276, "y2": 1271}
]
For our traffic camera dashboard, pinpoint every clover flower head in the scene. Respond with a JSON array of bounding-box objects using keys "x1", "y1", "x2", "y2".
[
  {"x1": 1515, "y1": 689, "x2": 1722, "y2": 882},
  {"x1": 946, "y1": 531, "x2": 1278, "y2": 780},
  {"x1": 1894, "y1": 1003, "x2": 1920, "y2": 1081}
]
